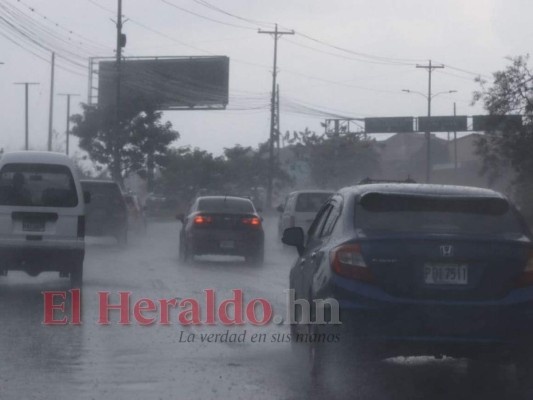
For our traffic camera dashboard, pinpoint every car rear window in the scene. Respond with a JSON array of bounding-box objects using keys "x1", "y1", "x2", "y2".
[
  {"x1": 82, "y1": 182, "x2": 124, "y2": 210},
  {"x1": 356, "y1": 192, "x2": 525, "y2": 236},
  {"x1": 295, "y1": 193, "x2": 332, "y2": 212},
  {"x1": 198, "y1": 198, "x2": 254, "y2": 213},
  {"x1": 0, "y1": 163, "x2": 78, "y2": 207}
]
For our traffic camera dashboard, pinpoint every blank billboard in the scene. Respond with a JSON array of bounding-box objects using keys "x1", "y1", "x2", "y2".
[{"x1": 97, "y1": 56, "x2": 229, "y2": 110}]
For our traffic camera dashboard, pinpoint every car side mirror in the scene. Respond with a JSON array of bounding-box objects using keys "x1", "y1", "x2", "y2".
[
  {"x1": 176, "y1": 213, "x2": 184, "y2": 223},
  {"x1": 282, "y1": 227, "x2": 305, "y2": 256},
  {"x1": 83, "y1": 191, "x2": 91, "y2": 204},
  {"x1": 276, "y1": 204, "x2": 284, "y2": 213},
  {"x1": 256, "y1": 207, "x2": 263, "y2": 213}
]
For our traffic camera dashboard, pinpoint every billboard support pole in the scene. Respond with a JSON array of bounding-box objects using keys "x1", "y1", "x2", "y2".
[
  {"x1": 259, "y1": 24, "x2": 294, "y2": 209},
  {"x1": 114, "y1": 0, "x2": 123, "y2": 185}
]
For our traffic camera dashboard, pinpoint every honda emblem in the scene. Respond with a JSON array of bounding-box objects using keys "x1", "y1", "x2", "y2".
[{"x1": 440, "y1": 245, "x2": 454, "y2": 257}]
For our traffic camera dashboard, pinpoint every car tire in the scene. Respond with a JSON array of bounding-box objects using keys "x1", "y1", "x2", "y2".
[
  {"x1": 516, "y1": 356, "x2": 533, "y2": 394},
  {"x1": 70, "y1": 262, "x2": 83, "y2": 288},
  {"x1": 246, "y1": 246, "x2": 264, "y2": 266},
  {"x1": 117, "y1": 229, "x2": 128, "y2": 246},
  {"x1": 179, "y1": 239, "x2": 192, "y2": 264}
]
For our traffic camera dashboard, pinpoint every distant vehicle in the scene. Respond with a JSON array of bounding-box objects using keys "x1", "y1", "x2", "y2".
[
  {"x1": 124, "y1": 193, "x2": 147, "y2": 233},
  {"x1": 178, "y1": 196, "x2": 264, "y2": 265},
  {"x1": 283, "y1": 183, "x2": 533, "y2": 384},
  {"x1": 81, "y1": 180, "x2": 128, "y2": 245},
  {"x1": 0, "y1": 151, "x2": 87, "y2": 286},
  {"x1": 277, "y1": 190, "x2": 334, "y2": 239}
]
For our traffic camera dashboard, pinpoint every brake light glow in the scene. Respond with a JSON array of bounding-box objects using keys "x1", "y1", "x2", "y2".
[
  {"x1": 516, "y1": 250, "x2": 533, "y2": 288},
  {"x1": 242, "y1": 217, "x2": 261, "y2": 227},
  {"x1": 194, "y1": 215, "x2": 213, "y2": 225},
  {"x1": 330, "y1": 243, "x2": 374, "y2": 283}
]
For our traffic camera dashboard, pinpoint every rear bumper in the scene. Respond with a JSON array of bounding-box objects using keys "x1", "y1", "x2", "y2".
[
  {"x1": 320, "y1": 277, "x2": 533, "y2": 359},
  {"x1": 189, "y1": 229, "x2": 264, "y2": 256},
  {"x1": 0, "y1": 241, "x2": 84, "y2": 273}
]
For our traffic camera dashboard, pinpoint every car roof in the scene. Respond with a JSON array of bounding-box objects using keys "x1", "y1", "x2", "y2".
[
  {"x1": 1, "y1": 151, "x2": 74, "y2": 167},
  {"x1": 340, "y1": 183, "x2": 506, "y2": 199},
  {"x1": 288, "y1": 190, "x2": 335, "y2": 196},
  {"x1": 196, "y1": 195, "x2": 253, "y2": 203},
  {"x1": 80, "y1": 179, "x2": 120, "y2": 186}
]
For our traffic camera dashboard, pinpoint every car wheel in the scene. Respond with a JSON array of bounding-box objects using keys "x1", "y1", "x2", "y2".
[
  {"x1": 116, "y1": 228, "x2": 128, "y2": 246},
  {"x1": 70, "y1": 262, "x2": 83, "y2": 288},
  {"x1": 246, "y1": 246, "x2": 264, "y2": 266},
  {"x1": 516, "y1": 356, "x2": 533, "y2": 393},
  {"x1": 179, "y1": 239, "x2": 192, "y2": 264}
]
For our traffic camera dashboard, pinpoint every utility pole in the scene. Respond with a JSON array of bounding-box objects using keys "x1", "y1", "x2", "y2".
[
  {"x1": 114, "y1": 0, "x2": 126, "y2": 184},
  {"x1": 58, "y1": 93, "x2": 80, "y2": 156},
  {"x1": 416, "y1": 60, "x2": 444, "y2": 183},
  {"x1": 48, "y1": 52, "x2": 55, "y2": 151},
  {"x1": 259, "y1": 24, "x2": 294, "y2": 209},
  {"x1": 453, "y1": 102, "x2": 458, "y2": 179},
  {"x1": 14, "y1": 82, "x2": 39, "y2": 150},
  {"x1": 275, "y1": 84, "x2": 280, "y2": 165}
]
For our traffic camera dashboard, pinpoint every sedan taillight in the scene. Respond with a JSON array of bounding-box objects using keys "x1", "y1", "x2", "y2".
[
  {"x1": 194, "y1": 215, "x2": 213, "y2": 225},
  {"x1": 242, "y1": 217, "x2": 261, "y2": 227},
  {"x1": 330, "y1": 243, "x2": 374, "y2": 283},
  {"x1": 516, "y1": 250, "x2": 533, "y2": 288}
]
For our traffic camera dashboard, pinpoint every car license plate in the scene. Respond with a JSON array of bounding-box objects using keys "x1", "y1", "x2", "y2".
[
  {"x1": 220, "y1": 240, "x2": 235, "y2": 249},
  {"x1": 23, "y1": 220, "x2": 45, "y2": 232},
  {"x1": 424, "y1": 263, "x2": 468, "y2": 285}
]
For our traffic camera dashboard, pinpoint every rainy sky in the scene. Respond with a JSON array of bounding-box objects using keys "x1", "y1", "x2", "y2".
[{"x1": 0, "y1": 0, "x2": 531, "y2": 155}]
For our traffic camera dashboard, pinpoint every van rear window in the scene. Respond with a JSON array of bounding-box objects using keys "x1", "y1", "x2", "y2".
[
  {"x1": 0, "y1": 163, "x2": 78, "y2": 207},
  {"x1": 295, "y1": 193, "x2": 332, "y2": 212}
]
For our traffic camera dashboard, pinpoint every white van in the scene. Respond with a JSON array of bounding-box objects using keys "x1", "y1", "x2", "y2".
[
  {"x1": 0, "y1": 151, "x2": 87, "y2": 286},
  {"x1": 277, "y1": 190, "x2": 334, "y2": 239}
]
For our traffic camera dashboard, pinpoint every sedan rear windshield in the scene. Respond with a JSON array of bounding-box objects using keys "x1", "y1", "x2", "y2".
[
  {"x1": 198, "y1": 198, "x2": 254, "y2": 213},
  {"x1": 0, "y1": 163, "x2": 78, "y2": 207},
  {"x1": 356, "y1": 192, "x2": 525, "y2": 236},
  {"x1": 295, "y1": 193, "x2": 332, "y2": 212}
]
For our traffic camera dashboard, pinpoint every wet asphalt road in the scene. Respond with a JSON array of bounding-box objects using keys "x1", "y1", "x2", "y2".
[{"x1": 0, "y1": 217, "x2": 528, "y2": 400}]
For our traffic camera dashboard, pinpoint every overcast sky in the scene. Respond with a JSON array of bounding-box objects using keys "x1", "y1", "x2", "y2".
[{"x1": 0, "y1": 0, "x2": 531, "y2": 156}]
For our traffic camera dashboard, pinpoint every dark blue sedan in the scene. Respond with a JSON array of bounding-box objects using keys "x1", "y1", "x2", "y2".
[{"x1": 283, "y1": 183, "x2": 533, "y2": 385}]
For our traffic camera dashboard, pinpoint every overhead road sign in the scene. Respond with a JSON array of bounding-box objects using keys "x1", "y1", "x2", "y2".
[
  {"x1": 472, "y1": 115, "x2": 523, "y2": 131},
  {"x1": 418, "y1": 116, "x2": 467, "y2": 132},
  {"x1": 365, "y1": 117, "x2": 414, "y2": 133}
]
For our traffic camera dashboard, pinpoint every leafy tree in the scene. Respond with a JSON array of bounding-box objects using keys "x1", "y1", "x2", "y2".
[
  {"x1": 161, "y1": 147, "x2": 225, "y2": 201},
  {"x1": 285, "y1": 128, "x2": 380, "y2": 189},
  {"x1": 473, "y1": 55, "x2": 533, "y2": 218},
  {"x1": 71, "y1": 98, "x2": 178, "y2": 186}
]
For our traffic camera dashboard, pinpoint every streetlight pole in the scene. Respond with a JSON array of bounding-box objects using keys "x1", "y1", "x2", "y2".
[
  {"x1": 14, "y1": 82, "x2": 40, "y2": 150},
  {"x1": 402, "y1": 88, "x2": 457, "y2": 182},
  {"x1": 416, "y1": 60, "x2": 444, "y2": 182},
  {"x1": 58, "y1": 93, "x2": 80, "y2": 156}
]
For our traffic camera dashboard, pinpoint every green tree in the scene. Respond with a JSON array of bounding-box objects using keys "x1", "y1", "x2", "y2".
[
  {"x1": 71, "y1": 99, "x2": 178, "y2": 186},
  {"x1": 285, "y1": 128, "x2": 380, "y2": 189},
  {"x1": 473, "y1": 55, "x2": 533, "y2": 219}
]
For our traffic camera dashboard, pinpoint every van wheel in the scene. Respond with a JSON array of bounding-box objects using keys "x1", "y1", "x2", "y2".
[{"x1": 70, "y1": 263, "x2": 83, "y2": 288}]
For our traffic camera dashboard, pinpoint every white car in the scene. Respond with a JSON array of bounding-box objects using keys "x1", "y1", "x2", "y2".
[
  {"x1": 0, "y1": 151, "x2": 87, "y2": 286},
  {"x1": 277, "y1": 190, "x2": 334, "y2": 239}
]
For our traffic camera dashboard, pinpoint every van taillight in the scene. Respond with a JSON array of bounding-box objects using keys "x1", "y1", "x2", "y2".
[
  {"x1": 516, "y1": 250, "x2": 533, "y2": 288},
  {"x1": 77, "y1": 216, "x2": 85, "y2": 238},
  {"x1": 330, "y1": 243, "x2": 374, "y2": 283}
]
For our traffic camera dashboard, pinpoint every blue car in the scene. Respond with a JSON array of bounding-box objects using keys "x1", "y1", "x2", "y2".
[{"x1": 283, "y1": 183, "x2": 533, "y2": 383}]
